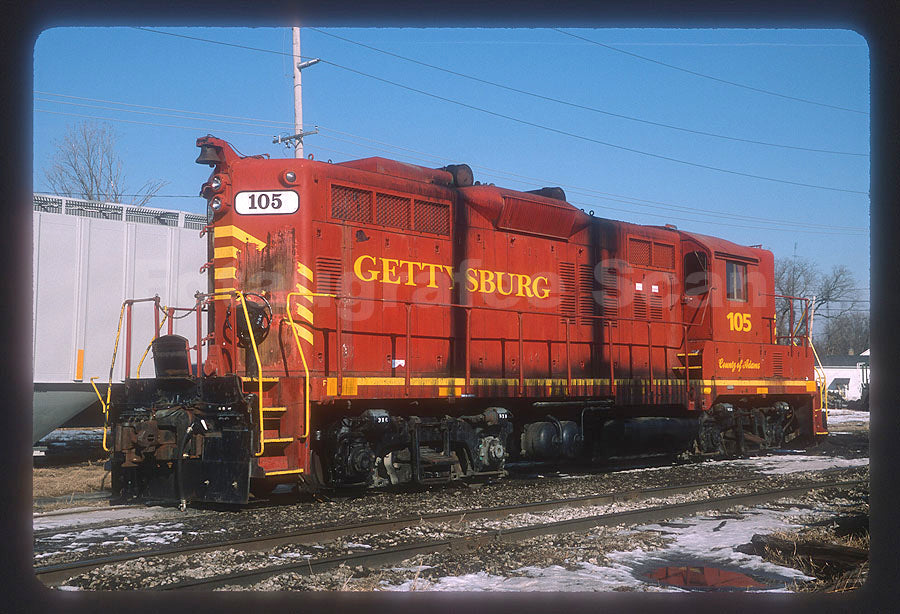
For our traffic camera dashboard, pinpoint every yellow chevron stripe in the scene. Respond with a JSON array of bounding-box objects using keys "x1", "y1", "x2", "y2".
[
  {"x1": 214, "y1": 246, "x2": 240, "y2": 259},
  {"x1": 295, "y1": 303, "x2": 314, "y2": 324},
  {"x1": 297, "y1": 261, "x2": 314, "y2": 282},
  {"x1": 214, "y1": 225, "x2": 266, "y2": 250},
  {"x1": 294, "y1": 283, "x2": 314, "y2": 303},
  {"x1": 291, "y1": 322, "x2": 314, "y2": 344},
  {"x1": 214, "y1": 266, "x2": 236, "y2": 280}
]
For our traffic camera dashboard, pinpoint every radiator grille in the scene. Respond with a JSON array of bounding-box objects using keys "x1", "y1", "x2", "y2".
[
  {"x1": 629, "y1": 238, "x2": 651, "y2": 266},
  {"x1": 315, "y1": 257, "x2": 343, "y2": 295},
  {"x1": 414, "y1": 200, "x2": 451, "y2": 236},
  {"x1": 331, "y1": 185, "x2": 373, "y2": 223},
  {"x1": 652, "y1": 243, "x2": 675, "y2": 269},
  {"x1": 376, "y1": 193, "x2": 411, "y2": 229}
]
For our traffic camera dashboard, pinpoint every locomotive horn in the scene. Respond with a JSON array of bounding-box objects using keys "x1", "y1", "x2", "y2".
[
  {"x1": 195, "y1": 144, "x2": 222, "y2": 167},
  {"x1": 441, "y1": 164, "x2": 474, "y2": 188}
]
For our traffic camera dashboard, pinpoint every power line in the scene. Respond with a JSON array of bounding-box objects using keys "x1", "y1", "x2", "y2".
[
  {"x1": 35, "y1": 100, "x2": 868, "y2": 234},
  {"x1": 35, "y1": 91, "x2": 293, "y2": 128},
  {"x1": 316, "y1": 59, "x2": 869, "y2": 196},
  {"x1": 314, "y1": 125, "x2": 867, "y2": 232},
  {"x1": 131, "y1": 27, "x2": 868, "y2": 195},
  {"x1": 309, "y1": 28, "x2": 867, "y2": 158},
  {"x1": 34, "y1": 108, "x2": 273, "y2": 138},
  {"x1": 34, "y1": 96, "x2": 292, "y2": 130},
  {"x1": 553, "y1": 29, "x2": 869, "y2": 116}
]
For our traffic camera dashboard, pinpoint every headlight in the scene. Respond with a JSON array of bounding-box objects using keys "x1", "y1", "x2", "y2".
[
  {"x1": 210, "y1": 175, "x2": 223, "y2": 191},
  {"x1": 211, "y1": 197, "x2": 222, "y2": 211}
]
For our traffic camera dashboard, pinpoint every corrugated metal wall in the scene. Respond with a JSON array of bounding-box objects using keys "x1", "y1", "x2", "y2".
[{"x1": 33, "y1": 195, "x2": 209, "y2": 384}]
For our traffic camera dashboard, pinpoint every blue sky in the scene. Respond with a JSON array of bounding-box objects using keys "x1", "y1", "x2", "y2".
[{"x1": 32, "y1": 27, "x2": 870, "y2": 306}]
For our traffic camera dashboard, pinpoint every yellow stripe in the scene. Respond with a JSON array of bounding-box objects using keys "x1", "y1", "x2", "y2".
[
  {"x1": 295, "y1": 303, "x2": 314, "y2": 324},
  {"x1": 214, "y1": 225, "x2": 266, "y2": 250},
  {"x1": 294, "y1": 283, "x2": 314, "y2": 303},
  {"x1": 214, "y1": 266, "x2": 236, "y2": 280},
  {"x1": 297, "y1": 262, "x2": 314, "y2": 282},
  {"x1": 756, "y1": 387, "x2": 769, "y2": 394},
  {"x1": 214, "y1": 287, "x2": 236, "y2": 299},
  {"x1": 214, "y1": 246, "x2": 240, "y2": 259},
  {"x1": 701, "y1": 379, "x2": 811, "y2": 387},
  {"x1": 291, "y1": 322, "x2": 314, "y2": 344},
  {"x1": 265, "y1": 469, "x2": 304, "y2": 476},
  {"x1": 319, "y1": 376, "x2": 818, "y2": 392}
]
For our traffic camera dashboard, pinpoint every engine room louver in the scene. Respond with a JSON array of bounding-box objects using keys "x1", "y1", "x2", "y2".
[
  {"x1": 559, "y1": 263, "x2": 577, "y2": 321},
  {"x1": 633, "y1": 293, "x2": 648, "y2": 320},
  {"x1": 315, "y1": 257, "x2": 343, "y2": 295},
  {"x1": 578, "y1": 264, "x2": 597, "y2": 325}
]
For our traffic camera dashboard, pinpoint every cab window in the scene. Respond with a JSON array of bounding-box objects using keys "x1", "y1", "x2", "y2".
[
  {"x1": 684, "y1": 251, "x2": 708, "y2": 295},
  {"x1": 726, "y1": 261, "x2": 747, "y2": 301}
]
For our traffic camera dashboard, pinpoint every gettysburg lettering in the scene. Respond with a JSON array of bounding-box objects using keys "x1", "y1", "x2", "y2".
[{"x1": 353, "y1": 254, "x2": 551, "y2": 299}]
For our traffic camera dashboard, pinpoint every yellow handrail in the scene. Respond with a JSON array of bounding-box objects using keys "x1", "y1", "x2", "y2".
[
  {"x1": 236, "y1": 291, "x2": 267, "y2": 457},
  {"x1": 89, "y1": 376, "x2": 111, "y2": 452},
  {"x1": 93, "y1": 302, "x2": 128, "y2": 453},
  {"x1": 286, "y1": 290, "x2": 335, "y2": 440},
  {"x1": 808, "y1": 336, "x2": 828, "y2": 412}
]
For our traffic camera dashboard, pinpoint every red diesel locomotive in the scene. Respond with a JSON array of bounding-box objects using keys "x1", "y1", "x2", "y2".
[{"x1": 105, "y1": 136, "x2": 827, "y2": 505}]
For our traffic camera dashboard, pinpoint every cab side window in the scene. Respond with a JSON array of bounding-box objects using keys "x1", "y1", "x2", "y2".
[
  {"x1": 726, "y1": 260, "x2": 747, "y2": 301},
  {"x1": 684, "y1": 251, "x2": 708, "y2": 295}
]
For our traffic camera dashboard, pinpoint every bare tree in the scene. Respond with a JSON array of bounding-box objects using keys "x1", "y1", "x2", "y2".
[
  {"x1": 821, "y1": 312, "x2": 869, "y2": 356},
  {"x1": 774, "y1": 255, "x2": 861, "y2": 340},
  {"x1": 44, "y1": 121, "x2": 167, "y2": 206}
]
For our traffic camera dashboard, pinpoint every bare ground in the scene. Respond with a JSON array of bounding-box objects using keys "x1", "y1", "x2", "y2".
[{"x1": 32, "y1": 460, "x2": 110, "y2": 513}]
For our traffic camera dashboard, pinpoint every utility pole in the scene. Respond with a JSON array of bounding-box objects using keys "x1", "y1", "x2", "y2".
[{"x1": 273, "y1": 26, "x2": 320, "y2": 155}]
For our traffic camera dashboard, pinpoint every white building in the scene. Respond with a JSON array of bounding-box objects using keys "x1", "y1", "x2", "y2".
[{"x1": 821, "y1": 349, "x2": 869, "y2": 403}]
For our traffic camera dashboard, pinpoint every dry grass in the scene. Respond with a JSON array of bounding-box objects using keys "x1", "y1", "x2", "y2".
[
  {"x1": 762, "y1": 527, "x2": 869, "y2": 592},
  {"x1": 33, "y1": 460, "x2": 110, "y2": 512}
]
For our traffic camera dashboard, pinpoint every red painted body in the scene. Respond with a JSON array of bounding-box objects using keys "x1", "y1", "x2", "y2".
[{"x1": 188, "y1": 136, "x2": 825, "y2": 480}]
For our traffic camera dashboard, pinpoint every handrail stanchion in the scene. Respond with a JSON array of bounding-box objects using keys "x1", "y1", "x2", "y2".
[
  {"x1": 195, "y1": 297, "x2": 203, "y2": 377},
  {"x1": 647, "y1": 321, "x2": 654, "y2": 404},
  {"x1": 565, "y1": 318, "x2": 572, "y2": 396},
  {"x1": 153, "y1": 297, "x2": 160, "y2": 339},
  {"x1": 683, "y1": 324, "x2": 690, "y2": 405},
  {"x1": 605, "y1": 321, "x2": 615, "y2": 399},
  {"x1": 336, "y1": 298, "x2": 343, "y2": 396},
  {"x1": 125, "y1": 302, "x2": 133, "y2": 379},
  {"x1": 518, "y1": 312, "x2": 525, "y2": 396},
  {"x1": 465, "y1": 308, "x2": 472, "y2": 395},
  {"x1": 405, "y1": 302, "x2": 411, "y2": 396},
  {"x1": 167, "y1": 307, "x2": 175, "y2": 336}
]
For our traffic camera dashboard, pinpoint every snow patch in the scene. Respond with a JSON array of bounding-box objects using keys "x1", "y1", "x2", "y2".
[{"x1": 723, "y1": 454, "x2": 868, "y2": 475}]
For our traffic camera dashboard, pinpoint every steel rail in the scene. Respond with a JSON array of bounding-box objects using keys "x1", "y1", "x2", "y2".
[
  {"x1": 34, "y1": 474, "x2": 864, "y2": 587},
  {"x1": 161, "y1": 478, "x2": 865, "y2": 591}
]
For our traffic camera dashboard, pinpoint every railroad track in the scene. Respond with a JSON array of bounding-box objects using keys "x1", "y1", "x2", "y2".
[{"x1": 35, "y1": 476, "x2": 865, "y2": 588}]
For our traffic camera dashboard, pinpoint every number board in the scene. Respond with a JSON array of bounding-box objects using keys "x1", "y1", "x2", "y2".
[{"x1": 234, "y1": 191, "x2": 299, "y2": 215}]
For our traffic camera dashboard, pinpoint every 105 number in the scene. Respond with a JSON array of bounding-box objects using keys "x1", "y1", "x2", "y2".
[{"x1": 726, "y1": 312, "x2": 752, "y2": 332}]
